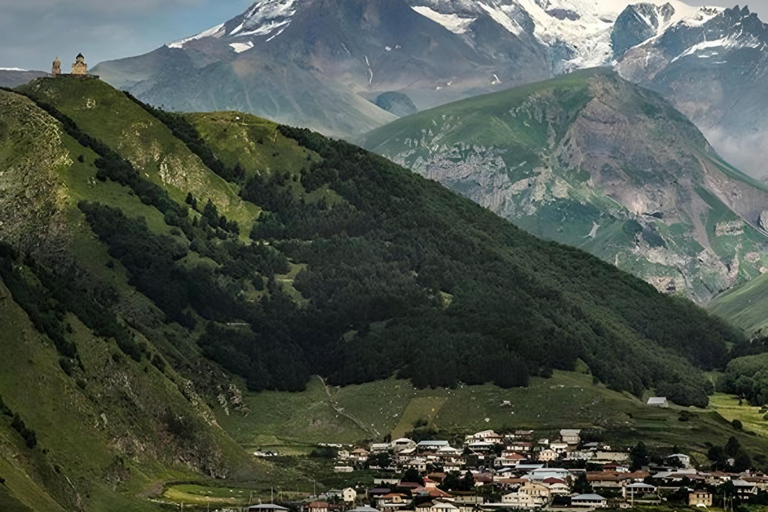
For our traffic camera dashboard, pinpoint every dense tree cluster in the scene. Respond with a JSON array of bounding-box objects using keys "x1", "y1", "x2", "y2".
[
  {"x1": 655, "y1": 381, "x2": 710, "y2": 408},
  {"x1": 77, "y1": 202, "x2": 301, "y2": 389},
  {"x1": 719, "y1": 353, "x2": 768, "y2": 405},
  {"x1": 708, "y1": 436, "x2": 753, "y2": 472},
  {"x1": 629, "y1": 441, "x2": 651, "y2": 470},
  {"x1": 11, "y1": 414, "x2": 37, "y2": 449},
  {"x1": 0, "y1": 395, "x2": 11, "y2": 417},
  {"x1": 440, "y1": 471, "x2": 476, "y2": 492},
  {"x1": 573, "y1": 473, "x2": 594, "y2": 494},
  {"x1": 0, "y1": 243, "x2": 78, "y2": 360},
  {"x1": 237, "y1": 126, "x2": 739, "y2": 396}
]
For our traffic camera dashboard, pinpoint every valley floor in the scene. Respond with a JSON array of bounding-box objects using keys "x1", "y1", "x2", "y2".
[
  {"x1": 137, "y1": 371, "x2": 768, "y2": 509},
  {"x1": 215, "y1": 371, "x2": 767, "y2": 456}
]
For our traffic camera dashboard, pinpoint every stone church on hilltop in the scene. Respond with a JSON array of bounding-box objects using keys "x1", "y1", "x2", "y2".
[
  {"x1": 71, "y1": 54, "x2": 87, "y2": 75},
  {"x1": 52, "y1": 53, "x2": 92, "y2": 78}
]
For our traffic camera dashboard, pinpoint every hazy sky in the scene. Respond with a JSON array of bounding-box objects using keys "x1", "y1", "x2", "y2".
[
  {"x1": 0, "y1": 0, "x2": 763, "y2": 71},
  {"x1": 0, "y1": 0, "x2": 253, "y2": 71}
]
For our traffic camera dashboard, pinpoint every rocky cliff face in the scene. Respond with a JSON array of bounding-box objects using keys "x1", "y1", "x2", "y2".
[
  {"x1": 0, "y1": 91, "x2": 69, "y2": 248},
  {"x1": 611, "y1": 3, "x2": 676, "y2": 57},
  {"x1": 361, "y1": 69, "x2": 768, "y2": 302}
]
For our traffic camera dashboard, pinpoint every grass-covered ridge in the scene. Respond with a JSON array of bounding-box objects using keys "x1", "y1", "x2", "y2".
[
  {"x1": 16, "y1": 77, "x2": 259, "y2": 232},
  {"x1": 0, "y1": 87, "x2": 266, "y2": 512},
  {"x1": 710, "y1": 272, "x2": 768, "y2": 335},
  {"x1": 216, "y1": 371, "x2": 768, "y2": 460}
]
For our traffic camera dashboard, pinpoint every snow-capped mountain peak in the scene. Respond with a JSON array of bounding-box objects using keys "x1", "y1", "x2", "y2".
[
  {"x1": 166, "y1": 0, "x2": 298, "y2": 50},
  {"x1": 165, "y1": 0, "x2": 729, "y2": 68},
  {"x1": 229, "y1": 0, "x2": 297, "y2": 39}
]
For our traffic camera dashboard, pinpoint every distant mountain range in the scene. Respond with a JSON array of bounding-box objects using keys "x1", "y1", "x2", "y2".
[
  {"x1": 0, "y1": 68, "x2": 47, "y2": 88},
  {"x1": 360, "y1": 69, "x2": 768, "y2": 303},
  {"x1": 92, "y1": 0, "x2": 768, "y2": 179}
]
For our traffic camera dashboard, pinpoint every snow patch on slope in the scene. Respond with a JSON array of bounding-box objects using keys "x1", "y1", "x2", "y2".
[
  {"x1": 478, "y1": 2, "x2": 525, "y2": 36},
  {"x1": 681, "y1": 5, "x2": 723, "y2": 26},
  {"x1": 412, "y1": 5, "x2": 477, "y2": 33},
  {"x1": 671, "y1": 33, "x2": 765, "y2": 62},
  {"x1": 167, "y1": 23, "x2": 225, "y2": 49},
  {"x1": 166, "y1": 0, "x2": 297, "y2": 48},
  {"x1": 237, "y1": 19, "x2": 292, "y2": 37},
  {"x1": 0, "y1": 67, "x2": 28, "y2": 71},
  {"x1": 365, "y1": 56, "x2": 374, "y2": 85},
  {"x1": 230, "y1": 41, "x2": 255, "y2": 53}
]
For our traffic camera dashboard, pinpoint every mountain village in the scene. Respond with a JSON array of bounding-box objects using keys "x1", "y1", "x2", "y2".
[{"x1": 245, "y1": 426, "x2": 768, "y2": 512}]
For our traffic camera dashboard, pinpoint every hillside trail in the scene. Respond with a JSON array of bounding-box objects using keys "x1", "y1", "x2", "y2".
[{"x1": 316, "y1": 376, "x2": 380, "y2": 438}]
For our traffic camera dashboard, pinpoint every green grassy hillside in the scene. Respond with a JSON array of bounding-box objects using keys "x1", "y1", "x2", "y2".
[
  {"x1": 0, "y1": 87, "x2": 265, "y2": 511},
  {"x1": 709, "y1": 272, "x2": 768, "y2": 335},
  {"x1": 0, "y1": 76, "x2": 761, "y2": 509},
  {"x1": 360, "y1": 69, "x2": 768, "y2": 304},
  {"x1": 216, "y1": 371, "x2": 768, "y2": 462},
  {"x1": 17, "y1": 77, "x2": 260, "y2": 231}
]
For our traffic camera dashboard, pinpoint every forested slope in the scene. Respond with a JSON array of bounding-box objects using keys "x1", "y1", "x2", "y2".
[{"x1": 12, "y1": 77, "x2": 746, "y2": 399}]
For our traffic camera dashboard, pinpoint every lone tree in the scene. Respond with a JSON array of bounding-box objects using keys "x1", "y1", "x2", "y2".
[
  {"x1": 573, "y1": 473, "x2": 593, "y2": 495},
  {"x1": 630, "y1": 441, "x2": 651, "y2": 470},
  {"x1": 402, "y1": 467, "x2": 423, "y2": 485}
]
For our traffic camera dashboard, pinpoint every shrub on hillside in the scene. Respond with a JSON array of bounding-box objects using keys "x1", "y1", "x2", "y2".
[{"x1": 11, "y1": 414, "x2": 37, "y2": 449}]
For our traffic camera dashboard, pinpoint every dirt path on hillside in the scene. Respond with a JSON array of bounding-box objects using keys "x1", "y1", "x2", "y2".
[{"x1": 317, "y1": 376, "x2": 380, "y2": 438}]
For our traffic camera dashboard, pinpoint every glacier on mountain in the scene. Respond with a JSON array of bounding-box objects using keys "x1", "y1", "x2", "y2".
[
  {"x1": 671, "y1": 33, "x2": 765, "y2": 62},
  {"x1": 407, "y1": 0, "x2": 709, "y2": 69}
]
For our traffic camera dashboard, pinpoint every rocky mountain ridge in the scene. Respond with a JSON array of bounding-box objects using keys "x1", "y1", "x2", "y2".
[
  {"x1": 360, "y1": 69, "x2": 768, "y2": 302},
  {"x1": 615, "y1": 5, "x2": 768, "y2": 179}
]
